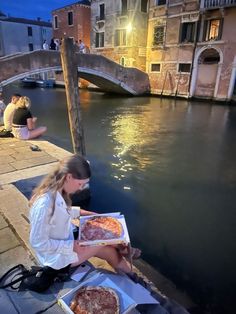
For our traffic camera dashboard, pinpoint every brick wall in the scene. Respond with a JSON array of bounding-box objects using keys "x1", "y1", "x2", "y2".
[{"x1": 52, "y1": 4, "x2": 91, "y2": 48}]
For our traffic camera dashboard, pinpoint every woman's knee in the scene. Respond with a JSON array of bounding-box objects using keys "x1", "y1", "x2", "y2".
[{"x1": 28, "y1": 126, "x2": 47, "y2": 139}]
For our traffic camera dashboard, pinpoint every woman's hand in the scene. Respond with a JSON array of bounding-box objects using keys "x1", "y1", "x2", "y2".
[{"x1": 73, "y1": 240, "x2": 80, "y2": 252}]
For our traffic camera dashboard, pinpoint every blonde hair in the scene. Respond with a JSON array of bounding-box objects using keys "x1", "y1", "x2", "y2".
[
  {"x1": 16, "y1": 96, "x2": 31, "y2": 109},
  {"x1": 29, "y1": 154, "x2": 91, "y2": 208}
]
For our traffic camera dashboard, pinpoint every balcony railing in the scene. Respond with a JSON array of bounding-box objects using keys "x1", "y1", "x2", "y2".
[{"x1": 200, "y1": 0, "x2": 236, "y2": 10}]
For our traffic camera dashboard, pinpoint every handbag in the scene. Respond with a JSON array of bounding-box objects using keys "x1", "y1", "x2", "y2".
[
  {"x1": 0, "y1": 264, "x2": 70, "y2": 292},
  {"x1": 0, "y1": 129, "x2": 14, "y2": 138}
]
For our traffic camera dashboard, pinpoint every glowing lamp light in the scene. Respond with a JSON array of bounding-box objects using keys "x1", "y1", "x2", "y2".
[{"x1": 127, "y1": 23, "x2": 132, "y2": 33}]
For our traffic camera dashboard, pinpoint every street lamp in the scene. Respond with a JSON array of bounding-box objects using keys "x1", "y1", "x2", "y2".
[{"x1": 127, "y1": 23, "x2": 132, "y2": 33}]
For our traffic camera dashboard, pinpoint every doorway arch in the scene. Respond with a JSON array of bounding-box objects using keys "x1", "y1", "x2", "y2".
[{"x1": 190, "y1": 46, "x2": 223, "y2": 99}]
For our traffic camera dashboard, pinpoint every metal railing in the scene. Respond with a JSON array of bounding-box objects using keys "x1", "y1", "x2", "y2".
[{"x1": 200, "y1": 0, "x2": 236, "y2": 9}]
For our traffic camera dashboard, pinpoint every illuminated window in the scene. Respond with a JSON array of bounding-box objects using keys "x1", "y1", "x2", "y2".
[
  {"x1": 95, "y1": 32, "x2": 104, "y2": 47},
  {"x1": 153, "y1": 26, "x2": 164, "y2": 45},
  {"x1": 180, "y1": 22, "x2": 195, "y2": 43},
  {"x1": 204, "y1": 19, "x2": 223, "y2": 41},
  {"x1": 209, "y1": 19, "x2": 220, "y2": 40},
  {"x1": 68, "y1": 11, "x2": 73, "y2": 26},
  {"x1": 115, "y1": 29, "x2": 127, "y2": 46},
  {"x1": 54, "y1": 16, "x2": 58, "y2": 29}
]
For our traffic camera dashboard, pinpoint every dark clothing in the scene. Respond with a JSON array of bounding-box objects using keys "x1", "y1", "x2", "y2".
[
  {"x1": 50, "y1": 41, "x2": 56, "y2": 50},
  {"x1": 0, "y1": 129, "x2": 14, "y2": 137},
  {"x1": 13, "y1": 108, "x2": 32, "y2": 125}
]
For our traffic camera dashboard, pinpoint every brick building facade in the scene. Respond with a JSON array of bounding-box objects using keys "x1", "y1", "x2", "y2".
[
  {"x1": 146, "y1": 0, "x2": 199, "y2": 97},
  {"x1": 189, "y1": 1, "x2": 236, "y2": 101},
  {"x1": 52, "y1": 0, "x2": 91, "y2": 49},
  {"x1": 53, "y1": 0, "x2": 236, "y2": 101}
]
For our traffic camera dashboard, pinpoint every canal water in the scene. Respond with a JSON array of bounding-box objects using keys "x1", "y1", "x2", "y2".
[{"x1": 3, "y1": 83, "x2": 236, "y2": 313}]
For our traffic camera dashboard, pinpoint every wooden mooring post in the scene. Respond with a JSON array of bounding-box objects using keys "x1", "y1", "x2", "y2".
[{"x1": 60, "y1": 38, "x2": 86, "y2": 156}]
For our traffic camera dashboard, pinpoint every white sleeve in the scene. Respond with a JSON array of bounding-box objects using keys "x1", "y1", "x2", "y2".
[
  {"x1": 70, "y1": 206, "x2": 81, "y2": 219},
  {"x1": 29, "y1": 194, "x2": 74, "y2": 255}
]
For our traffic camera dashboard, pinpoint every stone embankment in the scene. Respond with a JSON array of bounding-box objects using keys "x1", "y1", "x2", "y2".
[{"x1": 0, "y1": 137, "x2": 194, "y2": 313}]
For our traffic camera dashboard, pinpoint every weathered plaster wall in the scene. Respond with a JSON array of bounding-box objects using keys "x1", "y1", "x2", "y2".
[
  {"x1": 147, "y1": 0, "x2": 198, "y2": 96},
  {"x1": 90, "y1": 0, "x2": 148, "y2": 71},
  {"x1": 194, "y1": 8, "x2": 236, "y2": 100}
]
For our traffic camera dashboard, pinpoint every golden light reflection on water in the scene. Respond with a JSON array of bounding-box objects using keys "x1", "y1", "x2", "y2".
[{"x1": 110, "y1": 110, "x2": 160, "y2": 184}]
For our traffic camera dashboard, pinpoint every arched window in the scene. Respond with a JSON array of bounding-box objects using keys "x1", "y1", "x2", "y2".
[
  {"x1": 120, "y1": 56, "x2": 125, "y2": 66},
  {"x1": 198, "y1": 48, "x2": 220, "y2": 64}
]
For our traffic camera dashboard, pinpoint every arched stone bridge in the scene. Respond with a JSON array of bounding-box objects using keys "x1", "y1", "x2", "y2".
[{"x1": 0, "y1": 50, "x2": 150, "y2": 95}]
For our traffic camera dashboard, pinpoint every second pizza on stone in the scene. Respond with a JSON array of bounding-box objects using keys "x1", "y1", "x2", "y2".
[{"x1": 70, "y1": 286, "x2": 119, "y2": 314}]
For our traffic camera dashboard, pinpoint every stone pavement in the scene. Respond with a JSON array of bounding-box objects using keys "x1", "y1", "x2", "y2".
[
  {"x1": 0, "y1": 137, "x2": 194, "y2": 314},
  {"x1": 0, "y1": 137, "x2": 73, "y2": 313},
  {"x1": 0, "y1": 138, "x2": 71, "y2": 274}
]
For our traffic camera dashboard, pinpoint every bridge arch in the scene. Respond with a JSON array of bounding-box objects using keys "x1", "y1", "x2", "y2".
[{"x1": 0, "y1": 50, "x2": 150, "y2": 95}]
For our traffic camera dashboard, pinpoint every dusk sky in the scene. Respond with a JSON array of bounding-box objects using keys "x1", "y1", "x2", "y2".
[{"x1": 0, "y1": 0, "x2": 76, "y2": 22}]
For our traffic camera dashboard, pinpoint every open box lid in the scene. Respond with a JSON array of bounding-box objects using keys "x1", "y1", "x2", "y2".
[
  {"x1": 79, "y1": 212, "x2": 131, "y2": 246},
  {"x1": 58, "y1": 270, "x2": 159, "y2": 314}
]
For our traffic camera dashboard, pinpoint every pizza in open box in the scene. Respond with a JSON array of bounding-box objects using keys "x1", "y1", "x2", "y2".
[
  {"x1": 70, "y1": 286, "x2": 119, "y2": 314},
  {"x1": 81, "y1": 216, "x2": 123, "y2": 241}
]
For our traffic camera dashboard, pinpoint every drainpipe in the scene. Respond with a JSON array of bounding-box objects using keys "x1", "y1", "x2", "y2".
[
  {"x1": 145, "y1": 0, "x2": 151, "y2": 74},
  {"x1": 188, "y1": 11, "x2": 202, "y2": 97}
]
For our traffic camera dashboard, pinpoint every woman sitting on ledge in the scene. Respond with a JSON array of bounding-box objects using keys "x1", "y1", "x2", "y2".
[
  {"x1": 12, "y1": 96, "x2": 47, "y2": 140},
  {"x1": 29, "y1": 154, "x2": 138, "y2": 274}
]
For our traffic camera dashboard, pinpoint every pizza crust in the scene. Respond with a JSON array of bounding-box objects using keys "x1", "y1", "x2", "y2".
[
  {"x1": 70, "y1": 286, "x2": 119, "y2": 314},
  {"x1": 71, "y1": 218, "x2": 80, "y2": 227}
]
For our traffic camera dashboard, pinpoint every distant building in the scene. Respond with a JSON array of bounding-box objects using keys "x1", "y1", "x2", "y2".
[
  {"x1": 89, "y1": 0, "x2": 236, "y2": 101},
  {"x1": 0, "y1": 13, "x2": 52, "y2": 56},
  {"x1": 189, "y1": 0, "x2": 236, "y2": 101},
  {"x1": 90, "y1": 0, "x2": 149, "y2": 71},
  {"x1": 52, "y1": 0, "x2": 91, "y2": 49},
  {"x1": 146, "y1": 0, "x2": 200, "y2": 97}
]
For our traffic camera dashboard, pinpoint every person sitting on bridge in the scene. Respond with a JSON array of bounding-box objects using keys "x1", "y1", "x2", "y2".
[{"x1": 12, "y1": 96, "x2": 47, "y2": 140}]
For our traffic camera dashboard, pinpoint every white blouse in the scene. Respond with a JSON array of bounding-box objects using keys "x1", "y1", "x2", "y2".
[{"x1": 29, "y1": 191, "x2": 80, "y2": 270}]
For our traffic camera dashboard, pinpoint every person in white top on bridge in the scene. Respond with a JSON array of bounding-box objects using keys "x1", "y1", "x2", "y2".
[
  {"x1": 78, "y1": 39, "x2": 86, "y2": 53},
  {"x1": 43, "y1": 40, "x2": 49, "y2": 50}
]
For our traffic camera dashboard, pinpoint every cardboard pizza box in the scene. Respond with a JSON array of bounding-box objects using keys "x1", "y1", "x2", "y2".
[
  {"x1": 58, "y1": 270, "x2": 159, "y2": 314},
  {"x1": 78, "y1": 212, "x2": 131, "y2": 246}
]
